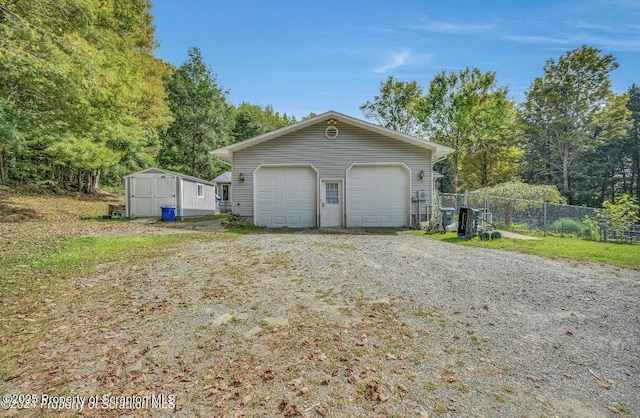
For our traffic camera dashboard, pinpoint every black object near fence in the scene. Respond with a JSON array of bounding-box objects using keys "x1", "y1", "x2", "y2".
[{"x1": 438, "y1": 191, "x2": 639, "y2": 243}]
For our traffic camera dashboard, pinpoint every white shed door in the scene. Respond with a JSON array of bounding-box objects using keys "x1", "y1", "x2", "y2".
[
  {"x1": 131, "y1": 176, "x2": 153, "y2": 216},
  {"x1": 255, "y1": 166, "x2": 317, "y2": 228},
  {"x1": 130, "y1": 175, "x2": 176, "y2": 216},
  {"x1": 346, "y1": 165, "x2": 409, "y2": 227}
]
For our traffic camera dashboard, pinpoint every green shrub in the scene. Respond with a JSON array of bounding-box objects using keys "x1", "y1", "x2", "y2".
[
  {"x1": 600, "y1": 195, "x2": 639, "y2": 242},
  {"x1": 222, "y1": 213, "x2": 249, "y2": 228},
  {"x1": 549, "y1": 218, "x2": 584, "y2": 235}
]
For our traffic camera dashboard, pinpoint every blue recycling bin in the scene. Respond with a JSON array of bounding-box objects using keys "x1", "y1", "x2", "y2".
[{"x1": 161, "y1": 206, "x2": 176, "y2": 222}]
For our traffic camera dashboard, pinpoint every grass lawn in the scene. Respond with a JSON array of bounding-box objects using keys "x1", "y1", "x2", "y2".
[{"x1": 415, "y1": 231, "x2": 640, "y2": 270}]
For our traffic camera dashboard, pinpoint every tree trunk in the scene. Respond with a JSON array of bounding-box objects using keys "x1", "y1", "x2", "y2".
[
  {"x1": 562, "y1": 144, "x2": 571, "y2": 203},
  {"x1": 481, "y1": 155, "x2": 488, "y2": 188},
  {"x1": 0, "y1": 151, "x2": 7, "y2": 185},
  {"x1": 81, "y1": 169, "x2": 100, "y2": 194},
  {"x1": 451, "y1": 152, "x2": 459, "y2": 193},
  {"x1": 77, "y1": 170, "x2": 84, "y2": 193}
]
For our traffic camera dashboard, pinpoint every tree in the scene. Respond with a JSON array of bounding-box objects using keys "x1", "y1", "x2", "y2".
[
  {"x1": 0, "y1": 0, "x2": 170, "y2": 193},
  {"x1": 519, "y1": 45, "x2": 629, "y2": 204},
  {"x1": 626, "y1": 84, "x2": 640, "y2": 198},
  {"x1": 416, "y1": 68, "x2": 516, "y2": 192},
  {"x1": 232, "y1": 103, "x2": 295, "y2": 142},
  {"x1": 461, "y1": 94, "x2": 522, "y2": 189},
  {"x1": 158, "y1": 47, "x2": 234, "y2": 180},
  {"x1": 0, "y1": 99, "x2": 25, "y2": 185},
  {"x1": 360, "y1": 76, "x2": 424, "y2": 135},
  {"x1": 570, "y1": 93, "x2": 631, "y2": 206}
]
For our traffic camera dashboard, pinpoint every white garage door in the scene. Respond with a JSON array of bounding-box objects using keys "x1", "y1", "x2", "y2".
[
  {"x1": 346, "y1": 165, "x2": 409, "y2": 227},
  {"x1": 255, "y1": 166, "x2": 317, "y2": 228}
]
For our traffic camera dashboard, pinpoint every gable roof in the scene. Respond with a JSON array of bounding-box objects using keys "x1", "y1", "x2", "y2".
[
  {"x1": 211, "y1": 171, "x2": 232, "y2": 183},
  {"x1": 212, "y1": 110, "x2": 452, "y2": 162},
  {"x1": 125, "y1": 167, "x2": 215, "y2": 186}
]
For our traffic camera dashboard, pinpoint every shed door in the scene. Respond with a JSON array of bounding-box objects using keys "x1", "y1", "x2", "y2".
[
  {"x1": 131, "y1": 176, "x2": 153, "y2": 216},
  {"x1": 154, "y1": 176, "x2": 176, "y2": 211},
  {"x1": 346, "y1": 165, "x2": 409, "y2": 227},
  {"x1": 130, "y1": 175, "x2": 176, "y2": 216},
  {"x1": 255, "y1": 166, "x2": 317, "y2": 228}
]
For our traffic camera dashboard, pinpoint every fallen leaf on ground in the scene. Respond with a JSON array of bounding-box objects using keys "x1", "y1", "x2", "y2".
[
  {"x1": 315, "y1": 405, "x2": 329, "y2": 416},
  {"x1": 262, "y1": 366, "x2": 276, "y2": 381},
  {"x1": 287, "y1": 376, "x2": 303, "y2": 389}
]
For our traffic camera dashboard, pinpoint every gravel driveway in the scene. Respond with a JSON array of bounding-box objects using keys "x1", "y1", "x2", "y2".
[
  {"x1": 225, "y1": 232, "x2": 639, "y2": 418},
  {"x1": 8, "y1": 229, "x2": 637, "y2": 417}
]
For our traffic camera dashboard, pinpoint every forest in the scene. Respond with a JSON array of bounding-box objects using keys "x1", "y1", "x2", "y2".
[{"x1": 1, "y1": 0, "x2": 639, "y2": 208}]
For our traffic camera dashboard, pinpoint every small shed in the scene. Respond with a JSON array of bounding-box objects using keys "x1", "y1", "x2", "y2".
[
  {"x1": 212, "y1": 171, "x2": 232, "y2": 213},
  {"x1": 124, "y1": 168, "x2": 216, "y2": 219}
]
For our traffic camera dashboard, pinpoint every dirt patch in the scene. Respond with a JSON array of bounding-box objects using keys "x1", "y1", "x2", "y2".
[{"x1": 498, "y1": 230, "x2": 541, "y2": 240}]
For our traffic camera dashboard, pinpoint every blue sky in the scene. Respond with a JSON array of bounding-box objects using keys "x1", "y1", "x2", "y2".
[{"x1": 151, "y1": 0, "x2": 640, "y2": 119}]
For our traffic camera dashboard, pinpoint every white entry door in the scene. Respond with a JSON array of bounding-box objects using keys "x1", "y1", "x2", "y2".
[{"x1": 320, "y1": 179, "x2": 342, "y2": 227}]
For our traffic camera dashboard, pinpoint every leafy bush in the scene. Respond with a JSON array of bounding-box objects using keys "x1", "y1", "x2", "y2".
[
  {"x1": 549, "y1": 218, "x2": 584, "y2": 235},
  {"x1": 485, "y1": 181, "x2": 567, "y2": 204},
  {"x1": 581, "y1": 216, "x2": 601, "y2": 241},
  {"x1": 584, "y1": 194, "x2": 640, "y2": 242}
]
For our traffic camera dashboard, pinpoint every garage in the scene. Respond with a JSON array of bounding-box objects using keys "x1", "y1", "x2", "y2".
[
  {"x1": 254, "y1": 166, "x2": 317, "y2": 228},
  {"x1": 346, "y1": 164, "x2": 410, "y2": 227}
]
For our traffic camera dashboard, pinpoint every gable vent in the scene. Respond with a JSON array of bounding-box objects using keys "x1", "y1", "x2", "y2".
[{"x1": 325, "y1": 119, "x2": 339, "y2": 139}]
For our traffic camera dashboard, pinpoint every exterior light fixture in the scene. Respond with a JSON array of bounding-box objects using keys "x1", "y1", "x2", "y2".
[
  {"x1": 239, "y1": 173, "x2": 245, "y2": 182},
  {"x1": 419, "y1": 170, "x2": 425, "y2": 180}
]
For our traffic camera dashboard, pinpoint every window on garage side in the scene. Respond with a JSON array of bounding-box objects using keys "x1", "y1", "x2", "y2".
[
  {"x1": 326, "y1": 182, "x2": 339, "y2": 204},
  {"x1": 196, "y1": 183, "x2": 204, "y2": 198}
]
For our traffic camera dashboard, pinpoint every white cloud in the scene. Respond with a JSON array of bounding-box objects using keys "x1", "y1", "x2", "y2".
[
  {"x1": 505, "y1": 31, "x2": 640, "y2": 52},
  {"x1": 373, "y1": 49, "x2": 412, "y2": 73},
  {"x1": 411, "y1": 17, "x2": 494, "y2": 34}
]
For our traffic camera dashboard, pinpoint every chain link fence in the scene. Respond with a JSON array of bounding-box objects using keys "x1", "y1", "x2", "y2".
[{"x1": 437, "y1": 191, "x2": 639, "y2": 243}]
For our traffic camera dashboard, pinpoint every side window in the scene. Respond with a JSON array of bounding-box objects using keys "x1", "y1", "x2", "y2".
[
  {"x1": 222, "y1": 184, "x2": 229, "y2": 201},
  {"x1": 196, "y1": 183, "x2": 204, "y2": 198}
]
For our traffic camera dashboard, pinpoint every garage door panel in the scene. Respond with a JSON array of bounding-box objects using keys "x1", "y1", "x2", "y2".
[
  {"x1": 256, "y1": 166, "x2": 317, "y2": 228},
  {"x1": 347, "y1": 165, "x2": 409, "y2": 228}
]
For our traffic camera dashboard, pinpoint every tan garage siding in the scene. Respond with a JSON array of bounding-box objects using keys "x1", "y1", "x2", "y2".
[{"x1": 231, "y1": 121, "x2": 433, "y2": 224}]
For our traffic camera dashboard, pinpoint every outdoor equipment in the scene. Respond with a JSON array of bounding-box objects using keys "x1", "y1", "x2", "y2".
[
  {"x1": 457, "y1": 207, "x2": 479, "y2": 238},
  {"x1": 425, "y1": 216, "x2": 446, "y2": 234},
  {"x1": 458, "y1": 207, "x2": 501, "y2": 240}
]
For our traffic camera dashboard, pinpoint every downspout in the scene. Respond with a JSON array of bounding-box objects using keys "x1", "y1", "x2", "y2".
[{"x1": 416, "y1": 191, "x2": 420, "y2": 228}]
